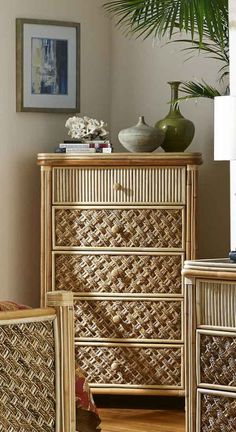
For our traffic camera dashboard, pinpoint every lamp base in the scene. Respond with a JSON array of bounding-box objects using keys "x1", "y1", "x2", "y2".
[{"x1": 229, "y1": 251, "x2": 236, "y2": 263}]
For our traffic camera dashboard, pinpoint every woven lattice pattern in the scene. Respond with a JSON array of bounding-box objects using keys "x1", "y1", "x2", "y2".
[
  {"x1": 54, "y1": 253, "x2": 182, "y2": 295},
  {"x1": 75, "y1": 345, "x2": 182, "y2": 386},
  {"x1": 201, "y1": 393, "x2": 236, "y2": 431},
  {"x1": 0, "y1": 320, "x2": 56, "y2": 431},
  {"x1": 74, "y1": 299, "x2": 182, "y2": 341},
  {"x1": 54, "y1": 208, "x2": 183, "y2": 249},
  {"x1": 200, "y1": 334, "x2": 236, "y2": 387}
]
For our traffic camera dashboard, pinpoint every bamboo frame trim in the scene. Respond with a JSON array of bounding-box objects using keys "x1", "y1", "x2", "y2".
[
  {"x1": 46, "y1": 291, "x2": 75, "y2": 431},
  {"x1": 184, "y1": 258, "x2": 234, "y2": 269},
  {"x1": 197, "y1": 387, "x2": 236, "y2": 397},
  {"x1": 52, "y1": 250, "x2": 185, "y2": 257},
  {"x1": 40, "y1": 166, "x2": 52, "y2": 306},
  {"x1": 184, "y1": 278, "x2": 197, "y2": 432},
  {"x1": 75, "y1": 341, "x2": 184, "y2": 348},
  {"x1": 53, "y1": 318, "x2": 61, "y2": 432},
  {"x1": 183, "y1": 259, "x2": 236, "y2": 279},
  {"x1": 0, "y1": 308, "x2": 55, "y2": 322},
  {"x1": 197, "y1": 324, "x2": 236, "y2": 332},
  {"x1": 37, "y1": 152, "x2": 203, "y2": 167},
  {"x1": 90, "y1": 383, "x2": 183, "y2": 390},
  {"x1": 183, "y1": 268, "x2": 236, "y2": 281},
  {"x1": 91, "y1": 388, "x2": 185, "y2": 396},
  {"x1": 75, "y1": 337, "x2": 183, "y2": 344}
]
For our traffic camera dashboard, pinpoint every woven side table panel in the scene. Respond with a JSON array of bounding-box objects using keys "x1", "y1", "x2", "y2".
[
  {"x1": 74, "y1": 299, "x2": 182, "y2": 341},
  {"x1": 0, "y1": 320, "x2": 56, "y2": 431},
  {"x1": 200, "y1": 392, "x2": 236, "y2": 432},
  {"x1": 54, "y1": 208, "x2": 183, "y2": 249},
  {"x1": 54, "y1": 253, "x2": 183, "y2": 295},
  {"x1": 75, "y1": 345, "x2": 183, "y2": 387},
  {"x1": 199, "y1": 334, "x2": 236, "y2": 387}
]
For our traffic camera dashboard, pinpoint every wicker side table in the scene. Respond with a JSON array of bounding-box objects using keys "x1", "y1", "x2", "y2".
[{"x1": 183, "y1": 259, "x2": 236, "y2": 432}]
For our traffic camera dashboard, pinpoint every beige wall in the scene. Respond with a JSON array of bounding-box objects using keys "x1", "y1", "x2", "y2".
[
  {"x1": 0, "y1": 0, "x2": 110, "y2": 305},
  {"x1": 110, "y1": 29, "x2": 230, "y2": 259}
]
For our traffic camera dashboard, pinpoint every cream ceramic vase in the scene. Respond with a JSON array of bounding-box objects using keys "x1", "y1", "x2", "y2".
[{"x1": 118, "y1": 116, "x2": 163, "y2": 152}]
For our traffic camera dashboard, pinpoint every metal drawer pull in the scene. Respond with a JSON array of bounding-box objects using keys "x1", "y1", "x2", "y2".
[
  {"x1": 111, "y1": 361, "x2": 119, "y2": 371},
  {"x1": 113, "y1": 183, "x2": 122, "y2": 191},
  {"x1": 112, "y1": 315, "x2": 121, "y2": 324}
]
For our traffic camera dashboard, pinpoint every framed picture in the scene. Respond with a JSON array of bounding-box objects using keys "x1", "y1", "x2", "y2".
[{"x1": 16, "y1": 18, "x2": 80, "y2": 113}]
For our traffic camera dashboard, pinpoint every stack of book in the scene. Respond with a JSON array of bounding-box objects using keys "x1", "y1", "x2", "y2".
[{"x1": 55, "y1": 140, "x2": 113, "y2": 154}]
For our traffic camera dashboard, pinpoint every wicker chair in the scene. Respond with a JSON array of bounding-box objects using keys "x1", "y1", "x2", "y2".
[{"x1": 0, "y1": 291, "x2": 76, "y2": 432}]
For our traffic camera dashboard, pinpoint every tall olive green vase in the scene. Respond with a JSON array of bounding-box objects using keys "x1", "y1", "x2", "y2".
[{"x1": 155, "y1": 81, "x2": 195, "y2": 152}]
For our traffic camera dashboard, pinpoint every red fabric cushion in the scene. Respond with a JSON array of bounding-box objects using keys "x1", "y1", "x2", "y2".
[{"x1": 0, "y1": 301, "x2": 30, "y2": 311}]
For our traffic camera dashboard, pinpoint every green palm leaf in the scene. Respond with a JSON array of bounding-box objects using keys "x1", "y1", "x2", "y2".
[
  {"x1": 103, "y1": 0, "x2": 228, "y2": 46},
  {"x1": 179, "y1": 81, "x2": 222, "y2": 100}
]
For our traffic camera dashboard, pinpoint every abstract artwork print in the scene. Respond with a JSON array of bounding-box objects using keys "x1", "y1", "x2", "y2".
[{"x1": 31, "y1": 38, "x2": 68, "y2": 95}]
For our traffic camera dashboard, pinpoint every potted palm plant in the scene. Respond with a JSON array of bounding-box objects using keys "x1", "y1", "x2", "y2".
[{"x1": 103, "y1": 0, "x2": 228, "y2": 100}]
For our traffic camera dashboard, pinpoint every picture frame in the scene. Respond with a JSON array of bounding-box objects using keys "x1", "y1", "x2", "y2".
[{"x1": 16, "y1": 18, "x2": 80, "y2": 113}]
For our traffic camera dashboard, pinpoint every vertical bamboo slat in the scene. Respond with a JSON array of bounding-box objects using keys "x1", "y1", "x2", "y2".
[
  {"x1": 40, "y1": 166, "x2": 52, "y2": 306},
  {"x1": 47, "y1": 291, "x2": 76, "y2": 432},
  {"x1": 186, "y1": 166, "x2": 198, "y2": 260}
]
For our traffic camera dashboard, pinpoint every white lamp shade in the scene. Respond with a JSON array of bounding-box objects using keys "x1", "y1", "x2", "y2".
[{"x1": 214, "y1": 95, "x2": 236, "y2": 160}]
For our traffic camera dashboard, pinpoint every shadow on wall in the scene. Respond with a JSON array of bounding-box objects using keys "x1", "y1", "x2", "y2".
[
  {"x1": 2, "y1": 154, "x2": 41, "y2": 307},
  {"x1": 198, "y1": 160, "x2": 230, "y2": 259}
]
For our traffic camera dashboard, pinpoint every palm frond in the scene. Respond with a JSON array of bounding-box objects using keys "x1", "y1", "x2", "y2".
[
  {"x1": 178, "y1": 81, "x2": 222, "y2": 100},
  {"x1": 103, "y1": 0, "x2": 228, "y2": 46}
]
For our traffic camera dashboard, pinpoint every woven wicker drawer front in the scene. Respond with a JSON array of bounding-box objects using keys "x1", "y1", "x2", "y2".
[
  {"x1": 0, "y1": 320, "x2": 56, "y2": 431},
  {"x1": 74, "y1": 298, "x2": 183, "y2": 341},
  {"x1": 53, "y1": 167, "x2": 186, "y2": 205},
  {"x1": 53, "y1": 206, "x2": 184, "y2": 250},
  {"x1": 53, "y1": 252, "x2": 183, "y2": 295},
  {"x1": 198, "y1": 390, "x2": 236, "y2": 432},
  {"x1": 75, "y1": 344, "x2": 183, "y2": 388},
  {"x1": 196, "y1": 279, "x2": 236, "y2": 328},
  {"x1": 197, "y1": 331, "x2": 236, "y2": 389}
]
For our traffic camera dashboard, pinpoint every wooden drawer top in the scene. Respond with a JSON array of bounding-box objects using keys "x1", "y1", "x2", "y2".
[
  {"x1": 37, "y1": 152, "x2": 203, "y2": 167},
  {"x1": 183, "y1": 258, "x2": 236, "y2": 281}
]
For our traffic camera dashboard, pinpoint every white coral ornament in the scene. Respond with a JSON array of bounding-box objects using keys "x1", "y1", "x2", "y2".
[{"x1": 65, "y1": 115, "x2": 109, "y2": 141}]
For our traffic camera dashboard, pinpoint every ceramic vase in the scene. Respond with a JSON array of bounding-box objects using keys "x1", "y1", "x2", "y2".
[
  {"x1": 155, "y1": 81, "x2": 195, "y2": 152},
  {"x1": 118, "y1": 116, "x2": 164, "y2": 152}
]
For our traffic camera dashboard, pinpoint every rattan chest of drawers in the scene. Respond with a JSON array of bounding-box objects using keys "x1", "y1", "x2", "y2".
[
  {"x1": 38, "y1": 152, "x2": 202, "y2": 396},
  {"x1": 183, "y1": 259, "x2": 236, "y2": 432}
]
